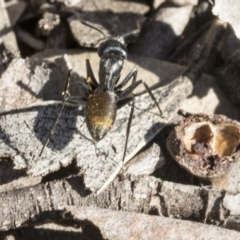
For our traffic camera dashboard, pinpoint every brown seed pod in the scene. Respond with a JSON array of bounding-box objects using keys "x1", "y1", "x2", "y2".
[{"x1": 167, "y1": 114, "x2": 240, "y2": 182}]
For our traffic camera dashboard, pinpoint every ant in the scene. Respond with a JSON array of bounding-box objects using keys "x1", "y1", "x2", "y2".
[{"x1": 38, "y1": 19, "x2": 163, "y2": 168}]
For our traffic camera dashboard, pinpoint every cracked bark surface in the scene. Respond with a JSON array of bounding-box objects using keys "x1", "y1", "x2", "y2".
[
  {"x1": 0, "y1": 175, "x2": 240, "y2": 232},
  {"x1": 1, "y1": 0, "x2": 240, "y2": 239},
  {"x1": 63, "y1": 207, "x2": 240, "y2": 240},
  {"x1": 0, "y1": 64, "x2": 194, "y2": 193}
]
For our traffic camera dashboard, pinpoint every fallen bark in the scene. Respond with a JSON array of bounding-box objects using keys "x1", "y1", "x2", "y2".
[
  {"x1": 0, "y1": 0, "x2": 18, "y2": 53},
  {"x1": 62, "y1": 206, "x2": 240, "y2": 240},
  {"x1": 0, "y1": 43, "x2": 207, "y2": 194},
  {"x1": 0, "y1": 71, "x2": 192, "y2": 193},
  {"x1": 129, "y1": 4, "x2": 193, "y2": 59},
  {"x1": 0, "y1": 175, "x2": 240, "y2": 231}
]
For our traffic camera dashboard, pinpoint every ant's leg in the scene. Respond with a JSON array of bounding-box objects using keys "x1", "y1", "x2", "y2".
[
  {"x1": 119, "y1": 29, "x2": 140, "y2": 45},
  {"x1": 117, "y1": 71, "x2": 163, "y2": 171},
  {"x1": 122, "y1": 97, "x2": 135, "y2": 166},
  {"x1": 71, "y1": 71, "x2": 91, "y2": 98},
  {"x1": 86, "y1": 59, "x2": 98, "y2": 88},
  {"x1": 116, "y1": 70, "x2": 138, "y2": 170},
  {"x1": 65, "y1": 96, "x2": 87, "y2": 106},
  {"x1": 117, "y1": 81, "x2": 141, "y2": 100},
  {"x1": 118, "y1": 83, "x2": 163, "y2": 172},
  {"x1": 118, "y1": 80, "x2": 163, "y2": 117},
  {"x1": 39, "y1": 70, "x2": 87, "y2": 157},
  {"x1": 142, "y1": 81, "x2": 163, "y2": 117},
  {"x1": 115, "y1": 68, "x2": 137, "y2": 91}
]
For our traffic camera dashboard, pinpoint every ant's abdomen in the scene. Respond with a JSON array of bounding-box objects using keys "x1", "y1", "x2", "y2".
[{"x1": 85, "y1": 92, "x2": 117, "y2": 141}]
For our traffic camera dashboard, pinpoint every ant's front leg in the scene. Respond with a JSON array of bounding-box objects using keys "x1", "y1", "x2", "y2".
[
  {"x1": 116, "y1": 67, "x2": 162, "y2": 116},
  {"x1": 115, "y1": 68, "x2": 137, "y2": 92},
  {"x1": 117, "y1": 79, "x2": 163, "y2": 117}
]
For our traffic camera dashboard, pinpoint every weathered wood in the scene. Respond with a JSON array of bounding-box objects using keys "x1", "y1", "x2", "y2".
[
  {"x1": 125, "y1": 142, "x2": 164, "y2": 175},
  {"x1": 0, "y1": 43, "x2": 208, "y2": 194},
  {"x1": 63, "y1": 206, "x2": 240, "y2": 240},
  {"x1": 62, "y1": 1, "x2": 146, "y2": 48},
  {"x1": 0, "y1": 49, "x2": 214, "y2": 195},
  {"x1": 217, "y1": 49, "x2": 240, "y2": 107},
  {"x1": 1, "y1": 1, "x2": 240, "y2": 238},
  {"x1": 212, "y1": 0, "x2": 240, "y2": 39},
  {"x1": 129, "y1": 4, "x2": 193, "y2": 59},
  {"x1": 0, "y1": 0, "x2": 18, "y2": 53},
  {"x1": 0, "y1": 57, "x2": 39, "y2": 111},
  {"x1": 0, "y1": 175, "x2": 240, "y2": 231},
  {"x1": 0, "y1": 75, "x2": 192, "y2": 193}
]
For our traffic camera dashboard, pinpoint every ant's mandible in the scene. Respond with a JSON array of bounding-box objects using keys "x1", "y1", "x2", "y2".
[{"x1": 39, "y1": 19, "x2": 163, "y2": 163}]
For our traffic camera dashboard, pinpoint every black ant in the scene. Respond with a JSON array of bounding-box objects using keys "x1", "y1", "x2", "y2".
[{"x1": 38, "y1": 19, "x2": 163, "y2": 167}]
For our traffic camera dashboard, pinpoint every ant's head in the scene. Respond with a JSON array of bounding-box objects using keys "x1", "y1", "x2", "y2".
[
  {"x1": 98, "y1": 39, "x2": 127, "y2": 59},
  {"x1": 79, "y1": 19, "x2": 139, "y2": 59},
  {"x1": 97, "y1": 30, "x2": 140, "y2": 59}
]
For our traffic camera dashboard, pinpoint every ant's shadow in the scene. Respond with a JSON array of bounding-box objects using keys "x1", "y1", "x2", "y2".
[
  {"x1": 12, "y1": 56, "x2": 87, "y2": 154},
  {"x1": 34, "y1": 106, "x2": 84, "y2": 152}
]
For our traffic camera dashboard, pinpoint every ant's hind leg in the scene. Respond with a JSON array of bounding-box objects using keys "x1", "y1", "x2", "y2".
[{"x1": 122, "y1": 97, "x2": 135, "y2": 167}]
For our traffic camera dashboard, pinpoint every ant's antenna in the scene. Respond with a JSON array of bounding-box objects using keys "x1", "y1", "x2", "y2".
[
  {"x1": 60, "y1": 6, "x2": 108, "y2": 40},
  {"x1": 79, "y1": 19, "x2": 108, "y2": 40},
  {"x1": 118, "y1": 29, "x2": 140, "y2": 45}
]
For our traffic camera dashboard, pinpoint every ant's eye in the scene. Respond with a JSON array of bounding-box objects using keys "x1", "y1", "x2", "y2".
[{"x1": 98, "y1": 41, "x2": 108, "y2": 57}]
